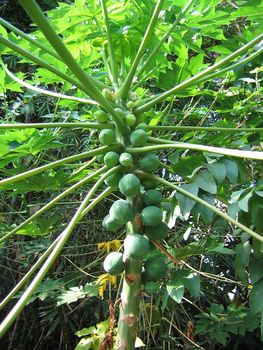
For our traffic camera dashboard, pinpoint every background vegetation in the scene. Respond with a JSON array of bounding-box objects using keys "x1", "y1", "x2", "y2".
[{"x1": 0, "y1": 0, "x2": 262, "y2": 349}]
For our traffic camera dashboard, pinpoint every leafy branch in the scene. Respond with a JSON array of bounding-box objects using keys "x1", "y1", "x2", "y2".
[
  {"x1": 0, "y1": 122, "x2": 112, "y2": 130},
  {"x1": 137, "y1": 171, "x2": 263, "y2": 243},
  {"x1": 135, "y1": 0, "x2": 195, "y2": 80},
  {"x1": 118, "y1": 0, "x2": 165, "y2": 99},
  {"x1": 3, "y1": 65, "x2": 98, "y2": 105},
  {"x1": 0, "y1": 186, "x2": 112, "y2": 311},
  {"x1": 0, "y1": 166, "x2": 118, "y2": 338},
  {"x1": 0, "y1": 145, "x2": 119, "y2": 186},
  {"x1": 100, "y1": 0, "x2": 118, "y2": 87},
  {"x1": 135, "y1": 33, "x2": 263, "y2": 113},
  {"x1": 0, "y1": 166, "x2": 108, "y2": 243},
  {"x1": 127, "y1": 140, "x2": 263, "y2": 160},
  {"x1": 19, "y1": 0, "x2": 128, "y2": 134}
]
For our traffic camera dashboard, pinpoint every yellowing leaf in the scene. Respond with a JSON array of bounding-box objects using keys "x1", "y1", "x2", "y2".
[
  {"x1": 97, "y1": 239, "x2": 122, "y2": 253},
  {"x1": 97, "y1": 273, "x2": 117, "y2": 299}
]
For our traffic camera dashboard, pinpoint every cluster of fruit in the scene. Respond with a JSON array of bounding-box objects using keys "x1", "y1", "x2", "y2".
[{"x1": 95, "y1": 108, "x2": 169, "y2": 294}]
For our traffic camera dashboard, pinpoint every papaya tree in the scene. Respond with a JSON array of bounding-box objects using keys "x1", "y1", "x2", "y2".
[{"x1": 0, "y1": 0, "x2": 263, "y2": 348}]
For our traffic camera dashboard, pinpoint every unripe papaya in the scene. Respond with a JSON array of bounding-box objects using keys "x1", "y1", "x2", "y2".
[
  {"x1": 109, "y1": 199, "x2": 133, "y2": 224},
  {"x1": 130, "y1": 129, "x2": 147, "y2": 147},
  {"x1": 144, "y1": 256, "x2": 167, "y2": 281},
  {"x1": 124, "y1": 234, "x2": 149, "y2": 259},
  {"x1": 94, "y1": 110, "x2": 108, "y2": 123},
  {"x1": 114, "y1": 107, "x2": 125, "y2": 119},
  {"x1": 144, "y1": 281, "x2": 160, "y2": 294},
  {"x1": 105, "y1": 172, "x2": 123, "y2": 189},
  {"x1": 141, "y1": 178, "x2": 159, "y2": 189},
  {"x1": 102, "y1": 215, "x2": 122, "y2": 232},
  {"x1": 99, "y1": 129, "x2": 116, "y2": 145},
  {"x1": 142, "y1": 189, "x2": 162, "y2": 206},
  {"x1": 136, "y1": 123, "x2": 148, "y2": 131},
  {"x1": 125, "y1": 113, "x2": 136, "y2": 127},
  {"x1": 139, "y1": 154, "x2": 160, "y2": 172},
  {"x1": 96, "y1": 154, "x2": 105, "y2": 163},
  {"x1": 102, "y1": 88, "x2": 114, "y2": 101},
  {"x1": 161, "y1": 201, "x2": 172, "y2": 213},
  {"x1": 126, "y1": 100, "x2": 135, "y2": 110},
  {"x1": 119, "y1": 153, "x2": 133, "y2": 167},
  {"x1": 103, "y1": 252, "x2": 125, "y2": 275},
  {"x1": 103, "y1": 151, "x2": 119, "y2": 167},
  {"x1": 119, "y1": 174, "x2": 141, "y2": 197},
  {"x1": 141, "y1": 206, "x2": 163, "y2": 226}
]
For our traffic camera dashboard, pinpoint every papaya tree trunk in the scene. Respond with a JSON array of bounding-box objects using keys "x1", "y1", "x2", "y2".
[
  {"x1": 116, "y1": 257, "x2": 142, "y2": 350},
  {"x1": 116, "y1": 201, "x2": 143, "y2": 350}
]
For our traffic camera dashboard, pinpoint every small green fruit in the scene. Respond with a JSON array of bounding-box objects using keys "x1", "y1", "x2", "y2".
[
  {"x1": 125, "y1": 113, "x2": 136, "y2": 127},
  {"x1": 119, "y1": 153, "x2": 133, "y2": 167},
  {"x1": 142, "y1": 189, "x2": 162, "y2": 206},
  {"x1": 124, "y1": 234, "x2": 149, "y2": 259},
  {"x1": 141, "y1": 178, "x2": 159, "y2": 189},
  {"x1": 102, "y1": 88, "x2": 114, "y2": 101},
  {"x1": 103, "y1": 252, "x2": 125, "y2": 275},
  {"x1": 130, "y1": 129, "x2": 147, "y2": 147},
  {"x1": 119, "y1": 174, "x2": 141, "y2": 197},
  {"x1": 126, "y1": 100, "x2": 135, "y2": 110},
  {"x1": 114, "y1": 107, "x2": 126, "y2": 119},
  {"x1": 99, "y1": 129, "x2": 116, "y2": 145},
  {"x1": 140, "y1": 154, "x2": 160, "y2": 172},
  {"x1": 144, "y1": 281, "x2": 160, "y2": 294},
  {"x1": 102, "y1": 215, "x2": 122, "y2": 232},
  {"x1": 109, "y1": 199, "x2": 133, "y2": 224},
  {"x1": 145, "y1": 222, "x2": 168, "y2": 240},
  {"x1": 94, "y1": 110, "x2": 108, "y2": 123},
  {"x1": 141, "y1": 206, "x2": 163, "y2": 226},
  {"x1": 130, "y1": 92, "x2": 139, "y2": 101},
  {"x1": 135, "y1": 123, "x2": 148, "y2": 131},
  {"x1": 103, "y1": 151, "x2": 119, "y2": 167},
  {"x1": 144, "y1": 256, "x2": 167, "y2": 281},
  {"x1": 105, "y1": 172, "x2": 123, "y2": 189}
]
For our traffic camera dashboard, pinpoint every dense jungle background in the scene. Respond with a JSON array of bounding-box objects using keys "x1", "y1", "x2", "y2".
[{"x1": 0, "y1": 0, "x2": 262, "y2": 349}]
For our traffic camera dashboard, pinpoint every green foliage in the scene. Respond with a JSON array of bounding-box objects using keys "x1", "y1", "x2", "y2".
[
  {"x1": 145, "y1": 222, "x2": 168, "y2": 241},
  {"x1": 0, "y1": 0, "x2": 263, "y2": 348},
  {"x1": 0, "y1": 129, "x2": 63, "y2": 169},
  {"x1": 195, "y1": 304, "x2": 260, "y2": 346},
  {"x1": 57, "y1": 282, "x2": 99, "y2": 306}
]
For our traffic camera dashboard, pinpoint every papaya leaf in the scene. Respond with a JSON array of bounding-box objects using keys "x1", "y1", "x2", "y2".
[
  {"x1": 175, "y1": 182, "x2": 199, "y2": 215},
  {"x1": 166, "y1": 280, "x2": 185, "y2": 303}
]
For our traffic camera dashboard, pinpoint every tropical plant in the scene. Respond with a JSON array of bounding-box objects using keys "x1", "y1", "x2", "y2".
[{"x1": 0, "y1": 0, "x2": 263, "y2": 349}]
